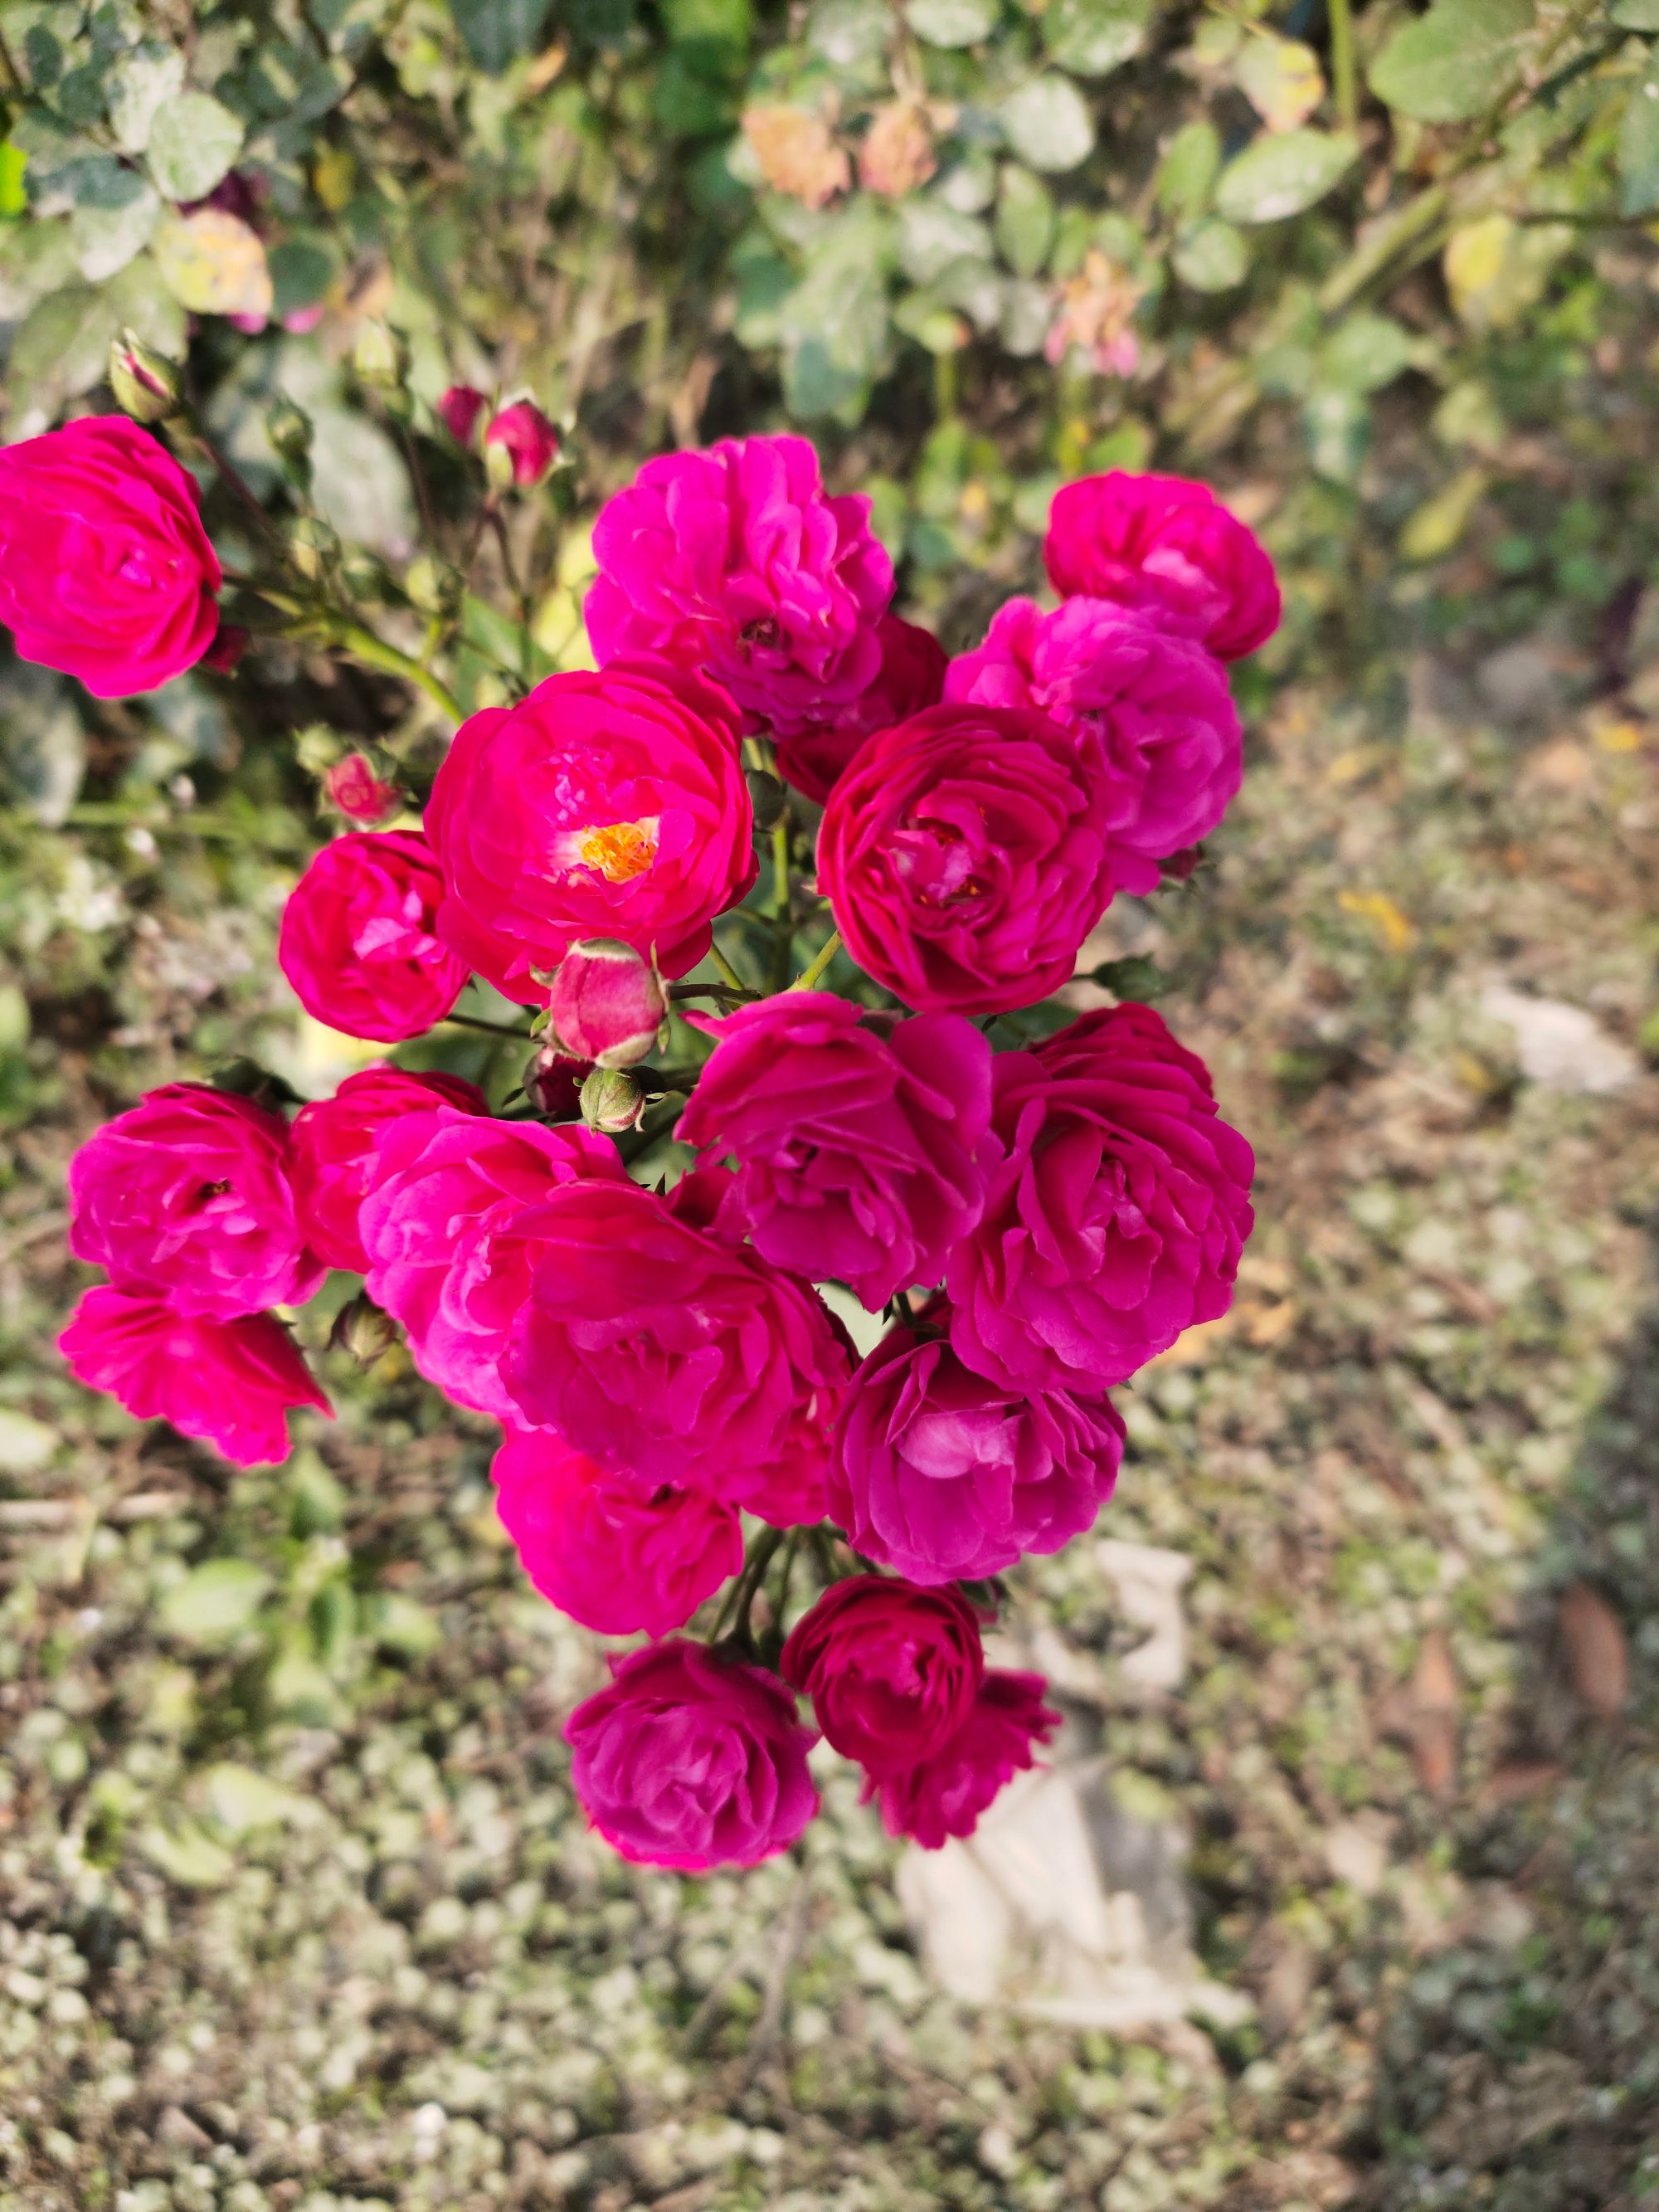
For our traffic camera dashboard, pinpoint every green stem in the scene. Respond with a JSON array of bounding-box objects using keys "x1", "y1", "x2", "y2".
[
  {"x1": 708, "y1": 939, "x2": 750, "y2": 996},
  {"x1": 787, "y1": 931, "x2": 843, "y2": 994},
  {"x1": 730, "y1": 1527, "x2": 786, "y2": 1645},
  {"x1": 440, "y1": 1011, "x2": 533, "y2": 1038},
  {"x1": 768, "y1": 817, "x2": 795, "y2": 994},
  {"x1": 312, "y1": 617, "x2": 464, "y2": 723},
  {"x1": 1327, "y1": 0, "x2": 1356, "y2": 133}
]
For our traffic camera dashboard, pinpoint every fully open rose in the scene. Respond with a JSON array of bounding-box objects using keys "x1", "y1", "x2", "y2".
[
  {"x1": 869, "y1": 1669, "x2": 1059, "y2": 1849},
  {"x1": 278, "y1": 831, "x2": 469, "y2": 1044},
  {"x1": 288, "y1": 1066, "x2": 487, "y2": 1273},
  {"x1": 781, "y1": 1576, "x2": 984, "y2": 1769}
]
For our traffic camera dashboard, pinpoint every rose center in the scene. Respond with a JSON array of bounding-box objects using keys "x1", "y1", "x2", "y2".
[
  {"x1": 575, "y1": 819, "x2": 658, "y2": 884},
  {"x1": 739, "y1": 616, "x2": 782, "y2": 655}
]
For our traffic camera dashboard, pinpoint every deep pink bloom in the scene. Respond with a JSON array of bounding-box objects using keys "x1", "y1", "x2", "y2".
[
  {"x1": 323, "y1": 753, "x2": 400, "y2": 825},
  {"x1": 200, "y1": 621, "x2": 249, "y2": 675},
  {"x1": 870, "y1": 1669, "x2": 1059, "y2": 1849},
  {"x1": 781, "y1": 1576, "x2": 984, "y2": 1769},
  {"x1": 1044, "y1": 471, "x2": 1280, "y2": 662},
  {"x1": 773, "y1": 614, "x2": 946, "y2": 805},
  {"x1": 359, "y1": 1108, "x2": 624, "y2": 1422},
  {"x1": 565, "y1": 1638, "x2": 819, "y2": 1871},
  {"x1": 288, "y1": 1066, "x2": 487, "y2": 1273},
  {"x1": 484, "y1": 398, "x2": 560, "y2": 486},
  {"x1": 678, "y1": 992, "x2": 995, "y2": 1312},
  {"x1": 493, "y1": 1429, "x2": 742, "y2": 1638},
  {"x1": 0, "y1": 416, "x2": 221, "y2": 696},
  {"x1": 279, "y1": 831, "x2": 469, "y2": 1044},
  {"x1": 548, "y1": 940, "x2": 668, "y2": 1069},
  {"x1": 816, "y1": 702, "x2": 1121, "y2": 1016},
  {"x1": 426, "y1": 660, "x2": 756, "y2": 996},
  {"x1": 525, "y1": 1042, "x2": 593, "y2": 1119},
  {"x1": 503, "y1": 1172, "x2": 851, "y2": 1526},
  {"x1": 59, "y1": 1287, "x2": 331, "y2": 1467},
  {"x1": 67, "y1": 1082, "x2": 323, "y2": 1320},
  {"x1": 946, "y1": 1004, "x2": 1253, "y2": 1391},
  {"x1": 945, "y1": 598, "x2": 1241, "y2": 895},
  {"x1": 437, "y1": 383, "x2": 488, "y2": 445},
  {"x1": 827, "y1": 1322, "x2": 1125, "y2": 1583},
  {"x1": 584, "y1": 434, "x2": 893, "y2": 734}
]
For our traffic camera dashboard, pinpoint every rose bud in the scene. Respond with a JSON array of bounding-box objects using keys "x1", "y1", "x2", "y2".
[
  {"x1": 524, "y1": 1040, "x2": 592, "y2": 1119},
  {"x1": 549, "y1": 939, "x2": 667, "y2": 1069},
  {"x1": 328, "y1": 1291, "x2": 400, "y2": 1369},
  {"x1": 200, "y1": 621, "x2": 249, "y2": 675},
  {"x1": 323, "y1": 753, "x2": 399, "y2": 825},
  {"x1": 353, "y1": 319, "x2": 409, "y2": 394},
  {"x1": 483, "y1": 398, "x2": 560, "y2": 490},
  {"x1": 579, "y1": 1065, "x2": 645, "y2": 1134},
  {"x1": 265, "y1": 395, "x2": 314, "y2": 468},
  {"x1": 436, "y1": 383, "x2": 488, "y2": 447},
  {"x1": 109, "y1": 329, "x2": 182, "y2": 426}
]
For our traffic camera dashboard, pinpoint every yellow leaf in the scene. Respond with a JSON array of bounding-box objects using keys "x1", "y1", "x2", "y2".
[
  {"x1": 1444, "y1": 214, "x2": 1511, "y2": 321},
  {"x1": 1237, "y1": 35, "x2": 1326, "y2": 134},
  {"x1": 1339, "y1": 889, "x2": 1415, "y2": 953},
  {"x1": 1589, "y1": 717, "x2": 1642, "y2": 753},
  {"x1": 1397, "y1": 466, "x2": 1489, "y2": 564},
  {"x1": 153, "y1": 207, "x2": 272, "y2": 319}
]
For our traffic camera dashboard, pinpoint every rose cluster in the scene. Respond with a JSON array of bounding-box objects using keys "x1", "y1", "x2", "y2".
[{"x1": 39, "y1": 421, "x2": 1271, "y2": 1876}]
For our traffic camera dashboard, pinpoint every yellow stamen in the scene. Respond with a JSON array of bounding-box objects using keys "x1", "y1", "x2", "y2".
[{"x1": 577, "y1": 819, "x2": 657, "y2": 884}]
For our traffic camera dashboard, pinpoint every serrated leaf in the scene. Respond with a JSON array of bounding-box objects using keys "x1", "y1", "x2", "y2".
[
  {"x1": 1619, "y1": 63, "x2": 1659, "y2": 216},
  {"x1": 450, "y1": 0, "x2": 555, "y2": 72},
  {"x1": 995, "y1": 163, "x2": 1056, "y2": 277},
  {"x1": 1369, "y1": 0, "x2": 1534, "y2": 125},
  {"x1": 145, "y1": 91, "x2": 245, "y2": 204},
  {"x1": 999, "y1": 75, "x2": 1097, "y2": 173},
  {"x1": 1041, "y1": 0, "x2": 1151, "y2": 77},
  {"x1": 159, "y1": 1557, "x2": 271, "y2": 1641},
  {"x1": 907, "y1": 0, "x2": 998, "y2": 45},
  {"x1": 1214, "y1": 128, "x2": 1356, "y2": 224},
  {"x1": 153, "y1": 207, "x2": 273, "y2": 318},
  {"x1": 1172, "y1": 215, "x2": 1248, "y2": 292},
  {"x1": 1237, "y1": 35, "x2": 1325, "y2": 134},
  {"x1": 106, "y1": 43, "x2": 186, "y2": 154}
]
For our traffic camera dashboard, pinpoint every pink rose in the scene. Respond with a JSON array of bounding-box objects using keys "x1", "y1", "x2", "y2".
[
  {"x1": 1044, "y1": 470, "x2": 1280, "y2": 663},
  {"x1": 826, "y1": 1321, "x2": 1125, "y2": 1583},
  {"x1": 773, "y1": 615, "x2": 946, "y2": 805},
  {"x1": 584, "y1": 435, "x2": 893, "y2": 733},
  {"x1": 0, "y1": 416, "x2": 221, "y2": 697},
  {"x1": 780, "y1": 1576, "x2": 984, "y2": 1769},
  {"x1": 946, "y1": 1004, "x2": 1254, "y2": 1391},
  {"x1": 279, "y1": 831, "x2": 469, "y2": 1044},
  {"x1": 359, "y1": 1107, "x2": 624, "y2": 1422},
  {"x1": 484, "y1": 398, "x2": 560, "y2": 488},
  {"x1": 548, "y1": 939, "x2": 668, "y2": 1069},
  {"x1": 815, "y1": 702, "x2": 1120, "y2": 1016},
  {"x1": 493, "y1": 1429, "x2": 742, "y2": 1638},
  {"x1": 288, "y1": 1066, "x2": 487, "y2": 1273},
  {"x1": 565, "y1": 1639, "x2": 820, "y2": 1870},
  {"x1": 870, "y1": 1669, "x2": 1058, "y2": 1848},
  {"x1": 945, "y1": 598, "x2": 1241, "y2": 894},
  {"x1": 437, "y1": 383, "x2": 488, "y2": 445},
  {"x1": 677, "y1": 992, "x2": 995, "y2": 1312},
  {"x1": 503, "y1": 1172, "x2": 851, "y2": 1525},
  {"x1": 323, "y1": 753, "x2": 400, "y2": 825},
  {"x1": 59, "y1": 1287, "x2": 330, "y2": 1467},
  {"x1": 67, "y1": 1082, "x2": 323, "y2": 1320},
  {"x1": 426, "y1": 660, "x2": 757, "y2": 996}
]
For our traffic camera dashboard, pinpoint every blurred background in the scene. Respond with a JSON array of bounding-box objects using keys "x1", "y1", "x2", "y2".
[{"x1": 2, "y1": 1, "x2": 1657, "y2": 2206}]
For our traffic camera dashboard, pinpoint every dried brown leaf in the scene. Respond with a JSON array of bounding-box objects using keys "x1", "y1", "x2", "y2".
[{"x1": 1559, "y1": 1582, "x2": 1627, "y2": 1719}]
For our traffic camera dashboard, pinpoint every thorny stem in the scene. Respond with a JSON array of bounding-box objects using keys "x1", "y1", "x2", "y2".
[{"x1": 788, "y1": 931, "x2": 843, "y2": 994}]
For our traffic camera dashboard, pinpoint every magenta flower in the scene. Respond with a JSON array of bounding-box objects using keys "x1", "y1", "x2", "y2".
[
  {"x1": 67, "y1": 1083, "x2": 322, "y2": 1321},
  {"x1": 678, "y1": 991, "x2": 995, "y2": 1311},
  {"x1": 0, "y1": 417, "x2": 221, "y2": 697},
  {"x1": 1044, "y1": 470, "x2": 1280, "y2": 662},
  {"x1": 780, "y1": 1576, "x2": 984, "y2": 1769},
  {"x1": 436, "y1": 383, "x2": 488, "y2": 446},
  {"x1": 288, "y1": 1066, "x2": 487, "y2": 1274},
  {"x1": 322, "y1": 753, "x2": 400, "y2": 825},
  {"x1": 946, "y1": 1004, "x2": 1254, "y2": 1391},
  {"x1": 584, "y1": 434, "x2": 893, "y2": 733},
  {"x1": 483, "y1": 398, "x2": 560, "y2": 488},
  {"x1": 502, "y1": 1171, "x2": 851, "y2": 1526},
  {"x1": 426, "y1": 660, "x2": 756, "y2": 996},
  {"x1": 59, "y1": 1288, "x2": 331, "y2": 1467},
  {"x1": 773, "y1": 614, "x2": 946, "y2": 805},
  {"x1": 358, "y1": 1107, "x2": 625, "y2": 1422},
  {"x1": 278, "y1": 831, "x2": 469, "y2": 1044},
  {"x1": 816, "y1": 701, "x2": 1121, "y2": 1016},
  {"x1": 493, "y1": 1429, "x2": 742, "y2": 1638},
  {"x1": 826, "y1": 1321, "x2": 1126, "y2": 1583},
  {"x1": 946, "y1": 597, "x2": 1242, "y2": 894},
  {"x1": 565, "y1": 1639, "x2": 820, "y2": 1871},
  {"x1": 869, "y1": 1669, "x2": 1059, "y2": 1849}
]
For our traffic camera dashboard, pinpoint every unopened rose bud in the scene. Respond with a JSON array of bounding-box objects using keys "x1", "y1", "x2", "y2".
[
  {"x1": 265, "y1": 394, "x2": 313, "y2": 465},
  {"x1": 405, "y1": 553, "x2": 463, "y2": 620},
  {"x1": 294, "y1": 723, "x2": 343, "y2": 777},
  {"x1": 109, "y1": 329, "x2": 182, "y2": 425},
  {"x1": 323, "y1": 753, "x2": 399, "y2": 824},
  {"x1": 524, "y1": 1040, "x2": 592, "y2": 1119},
  {"x1": 339, "y1": 547, "x2": 389, "y2": 602},
  {"x1": 200, "y1": 621, "x2": 249, "y2": 675},
  {"x1": 329, "y1": 1292, "x2": 400, "y2": 1368},
  {"x1": 549, "y1": 939, "x2": 668, "y2": 1069},
  {"x1": 353, "y1": 320, "x2": 409, "y2": 392},
  {"x1": 483, "y1": 398, "x2": 560, "y2": 490},
  {"x1": 436, "y1": 383, "x2": 488, "y2": 446},
  {"x1": 579, "y1": 1065, "x2": 645, "y2": 1134},
  {"x1": 289, "y1": 515, "x2": 338, "y2": 580}
]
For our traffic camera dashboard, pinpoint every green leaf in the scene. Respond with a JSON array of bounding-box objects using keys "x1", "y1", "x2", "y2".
[
  {"x1": 141, "y1": 1818, "x2": 235, "y2": 1889},
  {"x1": 780, "y1": 211, "x2": 892, "y2": 420},
  {"x1": 1305, "y1": 386, "x2": 1370, "y2": 481},
  {"x1": 1041, "y1": 0, "x2": 1151, "y2": 78},
  {"x1": 808, "y1": 0, "x2": 893, "y2": 67},
  {"x1": 449, "y1": 0, "x2": 555, "y2": 73},
  {"x1": 1369, "y1": 0, "x2": 1534, "y2": 125},
  {"x1": 202, "y1": 1762, "x2": 313, "y2": 1835},
  {"x1": 1090, "y1": 954, "x2": 1170, "y2": 1000},
  {"x1": 1171, "y1": 216, "x2": 1248, "y2": 291},
  {"x1": 1613, "y1": 0, "x2": 1659, "y2": 25},
  {"x1": 995, "y1": 163, "x2": 1056, "y2": 277},
  {"x1": 145, "y1": 92, "x2": 246, "y2": 205},
  {"x1": 368, "y1": 1592, "x2": 444, "y2": 1658},
  {"x1": 159, "y1": 1558, "x2": 271, "y2": 1642},
  {"x1": 0, "y1": 142, "x2": 26, "y2": 219},
  {"x1": 1319, "y1": 310, "x2": 1414, "y2": 393},
  {"x1": 907, "y1": 0, "x2": 998, "y2": 45},
  {"x1": 106, "y1": 43, "x2": 186, "y2": 154},
  {"x1": 72, "y1": 179, "x2": 159, "y2": 283},
  {"x1": 1155, "y1": 119, "x2": 1220, "y2": 217},
  {"x1": 898, "y1": 198, "x2": 993, "y2": 283},
  {"x1": 999, "y1": 75, "x2": 1097, "y2": 173},
  {"x1": 0, "y1": 1410, "x2": 56, "y2": 1474},
  {"x1": 1214, "y1": 129, "x2": 1356, "y2": 224},
  {"x1": 1620, "y1": 63, "x2": 1659, "y2": 216}
]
